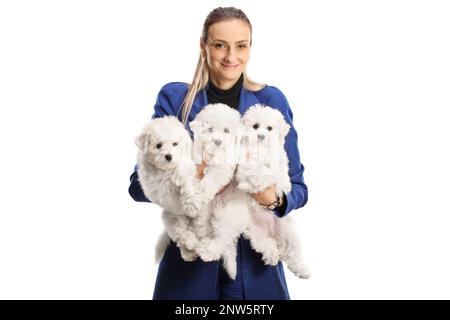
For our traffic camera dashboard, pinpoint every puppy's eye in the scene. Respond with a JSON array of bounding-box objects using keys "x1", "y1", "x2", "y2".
[
  {"x1": 173, "y1": 142, "x2": 178, "y2": 146},
  {"x1": 208, "y1": 127, "x2": 214, "y2": 132},
  {"x1": 156, "y1": 143, "x2": 162, "y2": 149},
  {"x1": 253, "y1": 123, "x2": 259, "y2": 130},
  {"x1": 267, "y1": 126, "x2": 273, "y2": 131},
  {"x1": 224, "y1": 128, "x2": 230, "y2": 133}
]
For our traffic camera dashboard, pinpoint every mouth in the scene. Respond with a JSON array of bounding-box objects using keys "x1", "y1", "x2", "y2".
[{"x1": 220, "y1": 63, "x2": 239, "y2": 69}]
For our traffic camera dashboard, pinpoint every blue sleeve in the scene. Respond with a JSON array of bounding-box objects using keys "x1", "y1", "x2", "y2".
[
  {"x1": 266, "y1": 87, "x2": 308, "y2": 217},
  {"x1": 128, "y1": 82, "x2": 188, "y2": 203}
]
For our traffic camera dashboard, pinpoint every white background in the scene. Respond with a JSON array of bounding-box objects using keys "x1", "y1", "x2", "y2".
[{"x1": 1, "y1": 0, "x2": 449, "y2": 300}]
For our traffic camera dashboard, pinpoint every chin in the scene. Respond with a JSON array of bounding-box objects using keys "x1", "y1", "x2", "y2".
[{"x1": 218, "y1": 70, "x2": 243, "y2": 81}]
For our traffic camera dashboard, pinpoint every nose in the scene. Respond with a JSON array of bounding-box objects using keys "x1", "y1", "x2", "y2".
[
  {"x1": 257, "y1": 134, "x2": 265, "y2": 141},
  {"x1": 165, "y1": 154, "x2": 172, "y2": 161},
  {"x1": 225, "y1": 47, "x2": 236, "y2": 61},
  {"x1": 214, "y1": 139, "x2": 222, "y2": 146}
]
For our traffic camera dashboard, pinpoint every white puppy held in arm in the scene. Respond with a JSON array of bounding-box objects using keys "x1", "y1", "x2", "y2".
[
  {"x1": 237, "y1": 104, "x2": 311, "y2": 279},
  {"x1": 135, "y1": 116, "x2": 202, "y2": 262}
]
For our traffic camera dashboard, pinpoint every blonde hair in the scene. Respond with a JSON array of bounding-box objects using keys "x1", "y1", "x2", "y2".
[{"x1": 178, "y1": 7, "x2": 265, "y2": 124}]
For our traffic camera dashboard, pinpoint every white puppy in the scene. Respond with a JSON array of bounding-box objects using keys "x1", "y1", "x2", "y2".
[
  {"x1": 237, "y1": 104, "x2": 311, "y2": 279},
  {"x1": 135, "y1": 116, "x2": 201, "y2": 262},
  {"x1": 188, "y1": 103, "x2": 249, "y2": 279}
]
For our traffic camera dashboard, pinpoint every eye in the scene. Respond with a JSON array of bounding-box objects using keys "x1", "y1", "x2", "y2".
[
  {"x1": 208, "y1": 127, "x2": 214, "y2": 132},
  {"x1": 267, "y1": 126, "x2": 273, "y2": 131},
  {"x1": 224, "y1": 128, "x2": 230, "y2": 133},
  {"x1": 253, "y1": 123, "x2": 259, "y2": 130},
  {"x1": 156, "y1": 143, "x2": 162, "y2": 149},
  {"x1": 173, "y1": 142, "x2": 178, "y2": 146},
  {"x1": 214, "y1": 43, "x2": 226, "y2": 49},
  {"x1": 238, "y1": 44, "x2": 248, "y2": 49}
]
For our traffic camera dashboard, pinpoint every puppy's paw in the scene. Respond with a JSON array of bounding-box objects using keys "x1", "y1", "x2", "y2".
[
  {"x1": 290, "y1": 264, "x2": 311, "y2": 279},
  {"x1": 180, "y1": 248, "x2": 198, "y2": 262},
  {"x1": 237, "y1": 181, "x2": 253, "y2": 192},
  {"x1": 170, "y1": 172, "x2": 184, "y2": 187},
  {"x1": 197, "y1": 241, "x2": 221, "y2": 262},
  {"x1": 182, "y1": 202, "x2": 199, "y2": 218},
  {"x1": 262, "y1": 251, "x2": 280, "y2": 266},
  {"x1": 171, "y1": 163, "x2": 195, "y2": 187},
  {"x1": 198, "y1": 249, "x2": 221, "y2": 262},
  {"x1": 181, "y1": 252, "x2": 198, "y2": 262},
  {"x1": 246, "y1": 176, "x2": 269, "y2": 192},
  {"x1": 183, "y1": 235, "x2": 199, "y2": 251},
  {"x1": 295, "y1": 268, "x2": 311, "y2": 279}
]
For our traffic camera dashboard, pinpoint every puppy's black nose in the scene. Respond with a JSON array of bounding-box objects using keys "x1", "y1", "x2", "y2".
[
  {"x1": 214, "y1": 139, "x2": 222, "y2": 146},
  {"x1": 165, "y1": 154, "x2": 172, "y2": 161},
  {"x1": 257, "y1": 134, "x2": 265, "y2": 141}
]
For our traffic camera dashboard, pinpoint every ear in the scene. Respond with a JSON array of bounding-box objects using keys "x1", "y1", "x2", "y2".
[
  {"x1": 242, "y1": 115, "x2": 254, "y2": 128},
  {"x1": 181, "y1": 134, "x2": 193, "y2": 155},
  {"x1": 279, "y1": 120, "x2": 291, "y2": 139},
  {"x1": 189, "y1": 120, "x2": 203, "y2": 136},
  {"x1": 188, "y1": 119, "x2": 203, "y2": 161},
  {"x1": 135, "y1": 133, "x2": 150, "y2": 153}
]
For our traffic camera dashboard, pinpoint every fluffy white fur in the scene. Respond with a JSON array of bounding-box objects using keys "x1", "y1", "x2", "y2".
[
  {"x1": 135, "y1": 116, "x2": 202, "y2": 262},
  {"x1": 187, "y1": 104, "x2": 247, "y2": 279},
  {"x1": 134, "y1": 104, "x2": 311, "y2": 280},
  {"x1": 236, "y1": 104, "x2": 311, "y2": 279}
]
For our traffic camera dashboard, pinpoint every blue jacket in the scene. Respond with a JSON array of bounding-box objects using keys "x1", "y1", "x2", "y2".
[{"x1": 128, "y1": 82, "x2": 308, "y2": 300}]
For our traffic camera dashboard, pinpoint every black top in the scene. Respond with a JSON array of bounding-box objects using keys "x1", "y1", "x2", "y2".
[{"x1": 206, "y1": 73, "x2": 244, "y2": 110}]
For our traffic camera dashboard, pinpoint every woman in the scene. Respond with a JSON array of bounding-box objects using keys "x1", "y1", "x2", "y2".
[{"x1": 128, "y1": 7, "x2": 308, "y2": 300}]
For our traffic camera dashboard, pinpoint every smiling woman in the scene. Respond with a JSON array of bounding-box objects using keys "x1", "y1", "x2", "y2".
[
  {"x1": 202, "y1": 19, "x2": 251, "y2": 90},
  {"x1": 128, "y1": 6, "x2": 308, "y2": 300}
]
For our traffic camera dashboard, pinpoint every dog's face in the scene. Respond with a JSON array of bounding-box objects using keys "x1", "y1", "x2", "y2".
[
  {"x1": 241, "y1": 104, "x2": 290, "y2": 146},
  {"x1": 189, "y1": 103, "x2": 242, "y2": 164},
  {"x1": 135, "y1": 116, "x2": 192, "y2": 170},
  {"x1": 239, "y1": 105, "x2": 290, "y2": 165}
]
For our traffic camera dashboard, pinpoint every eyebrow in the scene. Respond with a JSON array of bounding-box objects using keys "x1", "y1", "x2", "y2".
[{"x1": 212, "y1": 39, "x2": 250, "y2": 44}]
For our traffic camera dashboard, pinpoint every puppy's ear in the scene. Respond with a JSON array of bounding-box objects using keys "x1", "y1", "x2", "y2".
[
  {"x1": 181, "y1": 134, "x2": 193, "y2": 156},
  {"x1": 189, "y1": 120, "x2": 202, "y2": 136},
  {"x1": 135, "y1": 133, "x2": 150, "y2": 153},
  {"x1": 279, "y1": 120, "x2": 291, "y2": 139},
  {"x1": 241, "y1": 116, "x2": 254, "y2": 128}
]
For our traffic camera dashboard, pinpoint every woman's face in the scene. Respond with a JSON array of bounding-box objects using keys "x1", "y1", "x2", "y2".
[{"x1": 202, "y1": 19, "x2": 251, "y2": 89}]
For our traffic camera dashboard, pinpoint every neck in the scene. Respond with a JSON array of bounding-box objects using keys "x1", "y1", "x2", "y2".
[{"x1": 209, "y1": 74, "x2": 243, "y2": 90}]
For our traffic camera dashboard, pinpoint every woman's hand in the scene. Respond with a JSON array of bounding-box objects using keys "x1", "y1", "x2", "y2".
[
  {"x1": 251, "y1": 185, "x2": 277, "y2": 206},
  {"x1": 196, "y1": 161, "x2": 207, "y2": 179}
]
